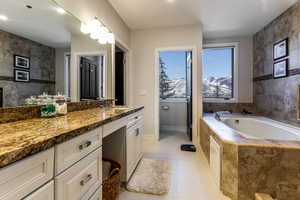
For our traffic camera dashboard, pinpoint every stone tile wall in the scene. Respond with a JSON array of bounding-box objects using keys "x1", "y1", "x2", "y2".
[
  {"x1": 203, "y1": 103, "x2": 255, "y2": 114},
  {"x1": 0, "y1": 29, "x2": 55, "y2": 107},
  {"x1": 253, "y1": 2, "x2": 300, "y2": 126}
]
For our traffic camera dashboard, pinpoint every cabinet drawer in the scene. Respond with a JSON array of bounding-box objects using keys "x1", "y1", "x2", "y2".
[
  {"x1": 0, "y1": 148, "x2": 54, "y2": 200},
  {"x1": 127, "y1": 112, "x2": 143, "y2": 128},
  {"x1": 55, "y1": 148, "x2": 102, "y2": 200},
  {"x1": 55, "y1": 127, "x2": 102, "y2": 175},
  {"x1": 103, "y1": 118, "x2": 128, "y2": 138},
  {"x1": 89, "y1": 187, "x2": 102, "y2": 200},
  {"x1": 24, "y1": 181, "x2": 54, "y2": 200}
]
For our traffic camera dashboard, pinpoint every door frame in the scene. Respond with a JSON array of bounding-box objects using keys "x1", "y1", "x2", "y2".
[
  {"x1": 115, "y1": 41, "x2": 131, "y2": 106},
  {"x1": 73, "y1": 51, "x2": 107, "y2": 101},
  {"x1": 154, "y1": 46, "x2": 199, "y2": 144}
]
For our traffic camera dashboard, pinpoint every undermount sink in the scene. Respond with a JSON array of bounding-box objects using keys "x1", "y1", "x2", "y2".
[{"x1": 113, "y1": 107, "x2": 129, "y2": 111}]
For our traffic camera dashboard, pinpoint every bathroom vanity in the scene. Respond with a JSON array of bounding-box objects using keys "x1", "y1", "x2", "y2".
[{"x1": 0, "y1": 104, "x2": 144, "y2": 200}]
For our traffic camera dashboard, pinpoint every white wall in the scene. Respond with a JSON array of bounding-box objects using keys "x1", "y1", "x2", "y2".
[
  {"x1": 203, "y1": 36, "x2": 253, "y2": 103},
  {"x1": 70, "y1": 34, "x2": 113, "y2": 101},
  {"x1": 55, "y1": 48, "x2": 70, "y2": 94},
  {"x1": 160, "y1": 100, "x2": 187, "y2": 133},
  {"x1": 54, "y1": 0, "x2": 130, "y2": 47},
  {"x1": 130, "y1": 25, "x2": 203, "y2": 143}
]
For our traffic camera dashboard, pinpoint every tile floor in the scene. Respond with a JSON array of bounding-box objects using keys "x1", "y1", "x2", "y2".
[{"x1": 118, "y1": 131, "x2": 230, "y2": 200}]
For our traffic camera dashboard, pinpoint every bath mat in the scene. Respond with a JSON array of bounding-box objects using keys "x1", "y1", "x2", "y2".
[{"x1": 127, "y1": 158, "x2": 171, "y2": 195}]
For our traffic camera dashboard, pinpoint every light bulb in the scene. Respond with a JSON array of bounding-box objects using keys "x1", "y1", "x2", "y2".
[
  {"x1": 87, "y1": 18, "x2": 101, "y2": 31},
  {"x1": 0, "y1": 15, "x2": 8, "y2": 21},
  {"x1": 80, "y1": 23, "x2": 89, "y2": 34},
  {"x1": 56, "y1": 7, "x2": 66, "y2": 14},
  {"x1": 90, "y1": 27, "x2": 101, "y2": 40},
  {"x1": 107, "y1": 33, "x2": 115, "y2": 44},
  {"x1": 99, "y1": 26, "x2": 109, "y2": 34},
  {"x1": 98, "y1": 37, "x2": 107, "y2": 45}
]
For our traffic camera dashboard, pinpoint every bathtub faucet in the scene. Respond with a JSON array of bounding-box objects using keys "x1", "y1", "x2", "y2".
[{"x1": 214, "y1": 111, "x2": 232, "y2": 121}]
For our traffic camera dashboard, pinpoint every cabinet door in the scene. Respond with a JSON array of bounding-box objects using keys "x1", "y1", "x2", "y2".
[
  {"x1": 210, "y1": 136, "x2": 221, "y2": 190},
  {"x1": 89, "y1": 187, "x2": 102, "y2": 200},
  {"x1": 24, "y1": 181, "x2": 54, "y2": 200},
  {"x1": 55, "y1": 148, "x2": 102, "y2": 200},
  {"x1": 126, "y1": 126, "x2": 138, "y2": 180},
  {"x1": 136, "y1": 121, "x2": 144, "y2": 161},
  {"x1": 0, "y1": 148, "x2": 54, "y2": 200}
]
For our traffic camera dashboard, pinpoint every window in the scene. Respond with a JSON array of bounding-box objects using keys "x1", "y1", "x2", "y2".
[
  {"x1": 159, "y1": 51, "x2": 188, "y2": 99},
  {"x1": 202, "y1": 43, "x2": 238, "y2": 102}
]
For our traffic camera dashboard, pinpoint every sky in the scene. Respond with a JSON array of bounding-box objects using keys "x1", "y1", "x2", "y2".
[
  {"x1": 202, "y1": 48, "x2": 232, "y2": 78},
  {"x1": 159, "y1": 51, "x2": 186, "y2": 80},
  {"x1": 159, "y1": 48, "x2": 232, "y2": 80}
]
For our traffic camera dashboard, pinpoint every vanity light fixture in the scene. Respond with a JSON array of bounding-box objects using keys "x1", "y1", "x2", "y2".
[
  {"x1": 56, "y1": 7, "x2": 66, "y2": 15},
  {"x1": 98, "y1": 37, "x2": 107, "y2": 45},
  {"x1": 80, "y1": 17, "x2": 115, "y2": 44},
  {"x1": 80, "y1": 23, "x2": 89, "y2": 34},
  {"x1": 0, "y1": 15, "x2": 8, "y2": 21},
  {"x1": 107, "y1": 33, "x2": 115, "y2": 44},
  {"x1": 90, "y1": 27, "x2": 101, "y2": 40},
  {"x1": 87, "y1": 18, "x2": 102, "y2": 34}
]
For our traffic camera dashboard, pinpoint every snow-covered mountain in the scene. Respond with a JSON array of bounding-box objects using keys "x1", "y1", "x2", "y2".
[
  {"x1": 169, "y1": 78, "x2": 186, "y2": 98},
  {"x1": 161, "y1": 76, "x2": 232, "y2": 99},
  {"x1": 203, "y1": 77, "x2": 232, "y2": 98}
]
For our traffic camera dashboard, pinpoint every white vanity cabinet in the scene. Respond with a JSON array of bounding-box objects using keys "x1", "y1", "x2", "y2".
[
  {"x1": 126, "y1": 112, "x2": 143, "y2": 181},
  {"x1": 0, "y1": 148, "x2": 54, "y2": 200},
  {"x1": 0, "y1": 109, "x2": 144, "y2": 200},
  {"x1": 55, "y1": 128, "x2": 102, "y2": 175},
  {"x1": 23, "y1": 181, "x2": 54, "y2": 200},
  {"x1": 89, "y1": 187, "x2": 102, "y2": 200},
  {"x1": 55, "y1": 148, "x2": 102, "y2": 200}
]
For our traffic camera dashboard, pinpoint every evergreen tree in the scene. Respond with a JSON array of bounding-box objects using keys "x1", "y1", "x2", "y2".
[{"x1": 159, "y1": 58, "x2": 175, "y2": 99}]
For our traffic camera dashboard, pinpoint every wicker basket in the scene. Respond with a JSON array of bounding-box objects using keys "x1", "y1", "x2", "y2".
[{"x1": 103, "y1": 158, "x2": 121, "y2": 200}]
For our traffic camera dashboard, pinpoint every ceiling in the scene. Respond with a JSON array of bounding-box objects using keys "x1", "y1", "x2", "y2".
[
  {"x1": 0, "y1": 0, "x2": 81, "y2": 48},
  {"x1": 108, "y1": 0, "x2": 297, "y2": 38}
]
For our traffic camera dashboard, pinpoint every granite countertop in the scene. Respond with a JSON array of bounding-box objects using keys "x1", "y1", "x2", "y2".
[
  {"x1": 202, "y1": 114, "x2": 300, "y2": 149},
  {"x1": 0, "y1": 106, "x2": 144, "y2": 168}
]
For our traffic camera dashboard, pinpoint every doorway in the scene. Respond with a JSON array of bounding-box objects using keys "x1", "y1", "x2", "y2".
[
  {"x1": 158, "y1": 50, "x2": 193, "y2": 141},
  {"x1": 115, "y1": 45, "x2": 125, "y2": 105},
  {"x1": 79, "y1": 55, "x2": 104, "y2": 100}
]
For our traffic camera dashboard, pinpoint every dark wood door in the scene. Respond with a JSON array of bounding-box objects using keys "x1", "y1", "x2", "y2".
[
  {"x1": 80, "y1": 57, "x2": 99, "y2": 100},
  {"x1": 115, "y1": 51, "x2": 125, "y2": 105}
]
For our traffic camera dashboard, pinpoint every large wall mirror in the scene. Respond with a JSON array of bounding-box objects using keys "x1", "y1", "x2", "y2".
[{"x1": 0, "y1": 0, "x2": 114, "y2": 107}]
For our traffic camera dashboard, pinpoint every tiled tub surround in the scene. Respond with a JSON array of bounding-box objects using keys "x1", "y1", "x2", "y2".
[
  {"x1": 253, "y1": 1, "x2": 300, "y2": 127},
  {"x1": 0, "y1": 29, "x2": 56, "y2": 107},
  {"x1": 200, "y1": 115, "x2": 300, "y2": 200},
  {"x1": 203, "y1": 103, "x2": 255, "y2": 114},
  {"x1": 0, "y1": 105, "x2": 144, "y2": 167}
]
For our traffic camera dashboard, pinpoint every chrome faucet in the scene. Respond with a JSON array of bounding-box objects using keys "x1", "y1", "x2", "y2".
[{"x1": 214, "y1": 111, "x2": 231, "y2": 121}]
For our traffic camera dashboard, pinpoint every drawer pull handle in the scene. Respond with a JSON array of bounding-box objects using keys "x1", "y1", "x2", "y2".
[
  {"x1": 80, "y1": 174, "x2": 92, "y2": 186},
  {"x1": 136, "y1": 128, "x2": 140, "y2": 136},
  {"x1": 79, "y1": 141, "x2": 92, "y2": 150}
]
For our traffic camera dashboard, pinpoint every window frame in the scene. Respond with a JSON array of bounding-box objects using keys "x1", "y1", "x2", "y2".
[{"x1": 202, "y1": 42, "x2": 239, "y2": 103}]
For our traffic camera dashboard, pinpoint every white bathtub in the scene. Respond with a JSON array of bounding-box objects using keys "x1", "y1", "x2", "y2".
[{"x1": 222, "y1": 117, "x2": 300, "y2": 141}]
